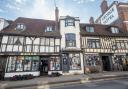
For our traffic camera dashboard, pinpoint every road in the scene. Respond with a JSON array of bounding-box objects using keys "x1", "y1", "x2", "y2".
[{"x1": 51, "y1": 79, "x2": 128, "y2": 89}]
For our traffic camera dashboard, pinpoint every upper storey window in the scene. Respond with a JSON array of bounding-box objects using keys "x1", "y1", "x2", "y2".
[
  {"x1": 111, "y1": 27, "x2": 119, "y2": 34},
  {"x1": 65, "y1": 19, "x2": 75, "y2": 27},
  {"x1": 16, "y1": 23, "x2": 26, "y2": 31},
  {"x1": 45, "y1": 26, "x2": 54, "y2": 32},
  {"x1": 86, "y1": 26, "x2": 94, "y2": 32},
  {"x1": 65, "y1": 33, "x2": 76, "y2": 47}
]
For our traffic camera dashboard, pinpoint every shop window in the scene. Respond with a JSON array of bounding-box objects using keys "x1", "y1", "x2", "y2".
[
  {"x1": 7, "y1": 57, "x2": 16, "y2": 72},
  {"x1": 49, "y1": 57, "x2": 60, "y2": 71},
  {"x1": 69, "y1": 53, "x2": 81, "y2": 70},
  {"x1": 15, "y1": 56, "x2": 24, "y2": 71},
  {"x1": 32, "y1": 56, "x2": 39, "y2": 71},
  {"x1": 85, "y1": 54, "x2": 100, "y2": 66},
  {"x1": 87, "y1": 39, "x2": 100, "y2": 49},
  {"x1": 65, "y1": 33, "x2": 76, "y2": 47},
  {"x1": 24, "y1": 56, "x2": 32, "y2": 71}
]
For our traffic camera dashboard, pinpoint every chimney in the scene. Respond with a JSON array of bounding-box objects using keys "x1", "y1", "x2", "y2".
[
  {"x1": 55, "y1": 7, "x2": 59, "y2": 30},
  {"x1": 89, "y1": 17, "x2": 94, "y2": 24},
  {"x1": 100, "y1": 0, "x2": 108, "y2": 14},
  {"x1": 55, "y1": 7, "x2": 59, "y2": 22}
]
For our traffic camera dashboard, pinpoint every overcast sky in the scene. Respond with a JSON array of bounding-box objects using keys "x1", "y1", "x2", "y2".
[{"x1": 0, "y1": 0, "x2": 128, "y2": 23}]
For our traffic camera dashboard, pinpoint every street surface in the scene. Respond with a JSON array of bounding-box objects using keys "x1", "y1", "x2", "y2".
[
  {"x1": 51, "y1": 79, "x2": 128, "y2": 89},
  {"x1": 14, "y1": 78, "x2": 128, "y2": 89}
]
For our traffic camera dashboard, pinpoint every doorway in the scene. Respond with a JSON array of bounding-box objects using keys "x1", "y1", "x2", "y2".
[
  {"x1": 102, "y1": 56, "x2": 111, "y2": 71},
  {"x1": 40, "y1": 57, "x2": 48, "y2": 76}
]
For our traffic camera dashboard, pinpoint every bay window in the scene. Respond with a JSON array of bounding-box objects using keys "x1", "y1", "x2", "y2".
[{"x1": 65, "y1": 33, "x2": 76, "y2": 47}]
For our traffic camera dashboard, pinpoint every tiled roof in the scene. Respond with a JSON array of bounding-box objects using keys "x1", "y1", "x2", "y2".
[
  {"x1": 80, "y1": 23, "x2": 128, "y2": 37},
  {"x1": 0, "y1": 17, "x2": 61, "y2": 38}
]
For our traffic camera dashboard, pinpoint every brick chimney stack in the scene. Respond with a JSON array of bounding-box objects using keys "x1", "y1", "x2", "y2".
[
  {"x1": 55, "y1": 7, "x2": 59, "y2": 22},
  {"x1": 100, "y1": 0, "x2": 108, "y2": 14},
  {"x1": 55, "y1": 7, "x2": 59, "y2": 30},
  {"x1": 89, "y1": 17, "x2": 94, "y2": 24}
]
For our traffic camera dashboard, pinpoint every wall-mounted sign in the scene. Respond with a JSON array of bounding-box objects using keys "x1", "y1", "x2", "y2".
[{"x1": 101, "y1": 4, "x2": 119, "y2": 25}]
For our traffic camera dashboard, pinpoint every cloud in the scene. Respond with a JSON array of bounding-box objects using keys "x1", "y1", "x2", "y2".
[
  {"x1": 73, "y1": 0, "x2": 95, "y2": 4},
  {"x1": 6, "y1": 3, "x2": 22, "y2": 11},
  {"x1": 0, "y1": 9, "x2": 5, "y2": 13},
  {"x1": 23, "y1": 0, "x2": 55, "y2": 20}
]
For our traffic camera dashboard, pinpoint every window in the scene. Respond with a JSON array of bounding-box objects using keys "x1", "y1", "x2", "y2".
[
  {"x1": 111, "y1": 27, "x2": 119, "y2": 33},
  {"x1": 32, "y1": 56, "x2": 39, "y2": 71},
  {"x1": 65, "y1": 19, "x2": 75, "y2": 27},
  {"x1": 24, "y1": 56, "x2": 32, "y2": 71},
  {"x1": 7, "y1": 57, "x2": 16, "y2": 72},
  {"x1": 7, "y1": 56, "x2": 39, "y2": 72},
  {"x1": 86, "y1": 26, "x2": 94, "y2": 32},
  {"x1": 87, "y1": 39, "x2": 100, "y2": 48},
  {"x1": 16, "y1": 23, "x2": 26, "y2": 31},
  {"x1": 45, "y1": 26, "x2": 54, "y2": 32},
  {"x1": 69, "y1": 53, "x2": 81, "y2": 70},
  {"x1": 49, "y1": 57, "x2": 60, "y2": 71},
  {"x1": 116, "y1": 40, "x2": 126, "y2": 49},
  {"x1": 84, "y1": 54, "x2": 100, "y2": 66},
  {"x1": 65, "y1": 33, "x2": 76, "y2": 47},
  {"x1": 15, "y1": 56, "x2": 24, "y2": 71}
]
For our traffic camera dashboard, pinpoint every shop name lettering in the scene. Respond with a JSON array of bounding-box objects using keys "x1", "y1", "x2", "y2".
[{"x1": 101, "y1": 7, "x2": 115, "y2": 24}]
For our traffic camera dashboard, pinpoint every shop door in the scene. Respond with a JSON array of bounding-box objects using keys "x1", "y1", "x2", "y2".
[
  {"x1": 40, "y1": 57, "x2": 48, "y2": 75},
  {"x1": 102, "y1": 56, "x2": 111, "y2": 71},
  {"x1": 62, "y1": 54, "x2": 69, "y2": 73}
]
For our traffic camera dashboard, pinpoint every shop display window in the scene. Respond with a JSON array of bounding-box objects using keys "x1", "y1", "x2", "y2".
[
  {"x1": 32, "y1": 56, "x2": 39, "y2": 71},
  {"x1": 49, "y1": 57, "x2": 60, "y2": 71},
  {"x1": 7, "y1": 56, "x2": 39, "y2": 72},
  {"x1": 24, "y1": 56, "x2": 32, "y2": 71},
  {"x1": 85, "y1": 54, "x2": 100, "y2": 66},
  {"x1": 69, "y1": 53, "x2": 81, "y2": 70}
]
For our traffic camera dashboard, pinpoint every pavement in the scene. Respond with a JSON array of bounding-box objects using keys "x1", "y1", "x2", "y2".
[{"x1": 0, "y1": 71, "x2": 128, "y2": 89}]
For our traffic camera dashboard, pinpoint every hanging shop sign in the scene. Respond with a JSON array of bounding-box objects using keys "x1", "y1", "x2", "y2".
[{"x1": 101, "y1": 4, "x2": 119, "y2": 25}]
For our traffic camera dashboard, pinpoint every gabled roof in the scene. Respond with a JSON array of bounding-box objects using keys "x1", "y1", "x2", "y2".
[
  {"x1": 80, "y1": 23, "x2": 128, "y2": 37},
  {"x1": 0, "y1": 17, "x2": 61, "y2": 38}
]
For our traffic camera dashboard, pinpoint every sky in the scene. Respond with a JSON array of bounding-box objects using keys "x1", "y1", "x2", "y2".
[{"x1": 0, "y1": 0, "x2": 128, "y2": 23}]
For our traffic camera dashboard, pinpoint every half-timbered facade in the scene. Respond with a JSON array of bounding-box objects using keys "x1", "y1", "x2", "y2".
[
  {"x1": 80, "y1": 24, "x2": 128, "y2": 73},
  {"x1": 0, "y1": 17, "x2": 61, "y2": 78}
]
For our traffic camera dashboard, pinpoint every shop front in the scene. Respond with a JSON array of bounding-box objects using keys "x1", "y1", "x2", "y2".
[
  {"x1": 3, "y1": 55, "x2": 62, "y2": 78},
  {"x1": 113, "y1": 54, "x2": 128, "y2": 71},
  {"x1": 62, "y1": 52, "x2": 84, "y2": 75}
]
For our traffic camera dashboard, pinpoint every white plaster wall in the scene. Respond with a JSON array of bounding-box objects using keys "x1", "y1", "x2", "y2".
[
  {"x1": 0, "y1": 19, "x2": 9, "y2": 31},
  {"x1": 60, "y1": 19, "x2": 81, "y2": 49},
  {"x1": 4, "y1": 71, "x2": 40, "y2": 78}
]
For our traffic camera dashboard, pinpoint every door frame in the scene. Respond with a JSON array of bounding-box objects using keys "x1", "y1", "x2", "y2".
[
  {"x1": 100, "y1": 53, "x2": 113, "y2": 71},
  {"x1": 39, "y1": 56, "x2": 49, "y2": 75}
]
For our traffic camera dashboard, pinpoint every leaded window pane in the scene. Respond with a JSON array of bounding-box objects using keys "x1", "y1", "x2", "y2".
[{"x1": 24, "y1": 56, "x2": 32, "y2": 71}]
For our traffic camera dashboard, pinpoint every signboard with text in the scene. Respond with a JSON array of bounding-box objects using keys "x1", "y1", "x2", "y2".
[{"x1": 101, "y1": 4, "x2": 119, "y2": 25}]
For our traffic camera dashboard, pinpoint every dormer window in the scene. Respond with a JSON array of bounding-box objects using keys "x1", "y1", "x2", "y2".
[
  {"x1": 16, "y1": 23, "x2": 26, "y2": 31},
  {"x1": 65, "y1": 19, "x2": 75, "y2": 27},
  {"x1": 45, "y1": 26, "x2": 54, "y2": 32},
  {"x1": 86, "y1": 26, "x2": 94, "y2": 32},
  {"x1": 111, "y1": 27, "x2": 119, "y2": 34}
]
